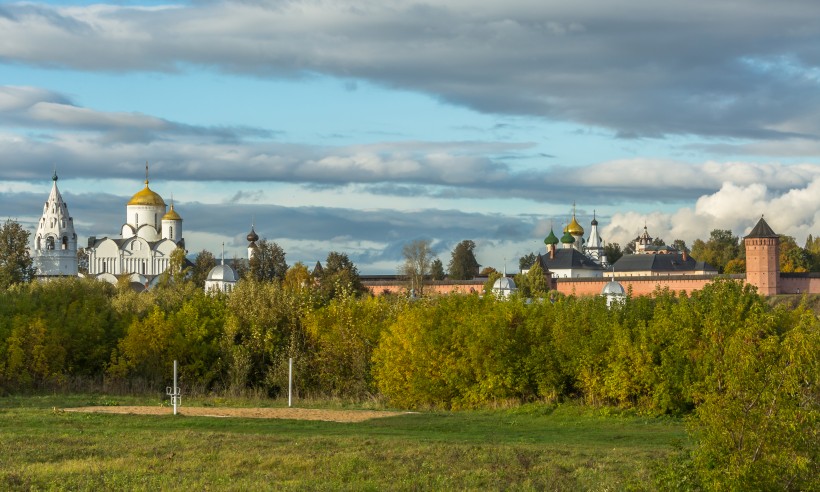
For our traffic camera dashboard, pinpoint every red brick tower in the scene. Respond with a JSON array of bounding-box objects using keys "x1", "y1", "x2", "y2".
[{"x1": 744, "y1": 217, "x2": 779, "y2": 295}]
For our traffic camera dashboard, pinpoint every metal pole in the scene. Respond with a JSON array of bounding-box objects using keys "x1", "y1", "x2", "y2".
[
  {"x1": 288, "y1": 357, "x2": 293, "y2": 408},
  {"x1": 173, "y1": 360, "x2": 178, "y2": 416}
]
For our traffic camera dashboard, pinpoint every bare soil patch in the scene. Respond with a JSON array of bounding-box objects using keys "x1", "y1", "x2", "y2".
[{"x1": 64, "y1": 406, "x2": 405, "y2": 423}]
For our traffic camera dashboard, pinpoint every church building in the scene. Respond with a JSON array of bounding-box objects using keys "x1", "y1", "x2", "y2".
[
  {"x1": 86, "y1": 167, "x2": 184, "y2": 286},
  {"x1": 32, "y1": 172, "x2": 78, "y2": 278}
]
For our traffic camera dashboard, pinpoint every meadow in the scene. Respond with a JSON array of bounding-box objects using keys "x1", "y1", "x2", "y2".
[{"x1": 0, "y1": 394, "x2": 688, "y2": 491}]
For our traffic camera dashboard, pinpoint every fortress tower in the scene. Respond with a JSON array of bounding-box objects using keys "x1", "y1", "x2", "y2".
[{"x1": 744, "y1": 216, "x2": 779, "y2": 296}]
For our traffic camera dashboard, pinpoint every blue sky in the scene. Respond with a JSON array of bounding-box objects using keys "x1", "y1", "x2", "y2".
[{"x1": 2, "y1": 0, "x2": 819, "y2": 273}]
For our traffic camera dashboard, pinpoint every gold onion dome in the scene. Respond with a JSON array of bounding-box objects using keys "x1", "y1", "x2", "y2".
[
  {"x1": 162, "y1": 203, "x2": 182, "y2": 221},
  {"x1": 128, "y1": 181, "x2": 166, "y2": 207},
  {"x1": 566, "y1": 215, "x2": 584, "y2": 236}
]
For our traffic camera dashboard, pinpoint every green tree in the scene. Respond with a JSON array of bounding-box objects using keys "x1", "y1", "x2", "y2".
[
  {"x1": 0, "y1": 219, "x2": 36, "y2": 290},
  {"x1": 447, "y1": 240, "x2": 480, "y2": 280},
  {"x1": 723, "y1": 257, "x2": 746, "y2": 274},
  {"x1": 400, "y1": 239, "x2": 433, "y2": 296},
  {"x1": 525, "y1": 261, "x2": 550, "y2": 298},
  {"x1": 191, "y1": 249, "x2": 216, "y2": 288},
  {"x1": 77, "y1": 247, "x2": 89, "y2": 275},
  {"x1": 430, "y1": 258, "x2": 445, "y2": 280},
  {"x1": 690, "y1": 229, "x2": 741, "y2": 273},
  {"x1": 671, "y1": 239, "x2": 688, "y2": 253},
  {"x1": 248, "y1": 239, "x2": 288, "y2": 282},
  {"x1": 779, "y1": 235, "x2": 810, "y2": 273},
  {"x1": 519, "y1": 252, "x2": 537, "y2": 271},
  {"x1": 805, "y1": 234, "x2": 820, "y2": 271},
  {"x1": 318, "y1": 251, "x2": 366, "y2": 301},
  {"x1": 690, "y1": 302, "x2": 818, "y2": 490},
  {"x1": 603, "y1": 243, "x2": 623, "y2": 264},
  {"x1": 483, "y1": 270, "x2": 503, "y2": 295}
]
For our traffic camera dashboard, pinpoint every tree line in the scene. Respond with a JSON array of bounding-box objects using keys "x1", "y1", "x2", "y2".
[
  {"x1": 0, "y1": 275, "x2": 815, "y2": 489},
  {"x1": 0, "y1": 217, "x2": 816, "y2": 489}
]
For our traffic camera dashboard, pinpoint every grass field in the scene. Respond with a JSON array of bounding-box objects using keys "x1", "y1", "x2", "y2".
[{"x1": 0, "y1": 394, "x2": 688, "y2": 491}]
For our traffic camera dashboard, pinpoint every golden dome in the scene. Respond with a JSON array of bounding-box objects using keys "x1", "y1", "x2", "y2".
[
  {"x1": 128, "y1": 181, "x2": 166, "y2": 207},
  {"x1": 566, "y1": 215, "x2": 584, "y2": 236},
  {"x1": 162, "y1": 203, "x2": 182, "y2": 221}
]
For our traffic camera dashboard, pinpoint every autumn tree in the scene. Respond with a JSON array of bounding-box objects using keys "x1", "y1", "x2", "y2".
[
  {"x1": 400, "y1": 239, "x2": 433, "y2": 296},
  {"x1": 0, "y1": 219, "x2": 36, "y2": 290},
  {"x1": 447, "y1": 240, "x2": 480, "y2": 280},
  {"x1": 247, "y1": 239, "x2": 288, "y2": 282},
  {"x1": 283, "y1": 262, "x2": 312, "y2": 292}
]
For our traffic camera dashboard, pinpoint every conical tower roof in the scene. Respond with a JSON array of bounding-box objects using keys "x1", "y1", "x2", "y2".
[{"x1": 745, "y1": 217, "x2": 778, "y2": 238}]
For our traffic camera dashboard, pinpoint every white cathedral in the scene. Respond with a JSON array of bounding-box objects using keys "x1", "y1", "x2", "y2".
[{"x1": 85, "y1": 169, "x2": 185, "y2": 286}]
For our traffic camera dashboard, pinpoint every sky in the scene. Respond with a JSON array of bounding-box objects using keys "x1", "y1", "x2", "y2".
[{"x1": 1, "y1": 0, "x2": 819, "y2": 273}]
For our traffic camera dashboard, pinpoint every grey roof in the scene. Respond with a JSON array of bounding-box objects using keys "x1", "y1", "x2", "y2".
[
  {"x1": 745, "y1": 217, "x2": 778, "y2": 239},
  {"x1": 535, "y1": 249, "x2": 604, "y2": 272},
  {"x1": 612, "y1": 253, "x2": 717, "y2": 273}
]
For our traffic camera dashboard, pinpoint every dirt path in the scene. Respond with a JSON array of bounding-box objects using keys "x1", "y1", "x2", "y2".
[{"x1": 63, "y1": 406, "x2": 406, "y2": 423}]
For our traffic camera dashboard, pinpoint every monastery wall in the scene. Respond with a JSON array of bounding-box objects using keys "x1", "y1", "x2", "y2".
[
  {"x1": 554, "y1": 275, "x2": 719, "y2": 297},
  {"x1": 364, "y1": 280, "x2": 484, "y2": 296},
  {"x1": 364, "y1": 273, "x2": 820, "y2": 298},
  {"x1": 779, "y1": 274, "x2": 820, "y2": 295}
]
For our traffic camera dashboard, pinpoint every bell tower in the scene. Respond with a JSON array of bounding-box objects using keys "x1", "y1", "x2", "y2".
[{"x1": 744, "y1": 216, "x2": 779, "y2": 296}]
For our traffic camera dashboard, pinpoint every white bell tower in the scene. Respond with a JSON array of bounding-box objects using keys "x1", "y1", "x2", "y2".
[{"x1": 33, "y1": 171, "x2": 78, "y2": 277}]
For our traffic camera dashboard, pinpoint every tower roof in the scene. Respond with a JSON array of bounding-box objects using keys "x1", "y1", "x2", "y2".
[
  {"x1": 544, "y1": 228, "x2": 559, "y2": 245},
  {"x1": 162, "y1": 202, "x2": 182, "y2": 221},
  {"x1": 745, "y1": 217, "x2": 778, "y2": 239},
  {"x1": 128, "y1": 182, "x2": 166, "y2": 207},
  {"x1": 128, "y1": 164, "x2": 166, "y2": 207},
  {"x1": 247, "y1": 226, "x2": 259, "y2": 243},
  {"x1": 560, "y1": 230, "x2": 575, "y2": 244}
]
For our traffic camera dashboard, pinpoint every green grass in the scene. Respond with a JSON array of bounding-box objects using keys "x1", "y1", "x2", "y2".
[{"x1": 0, "y1": 394, "x2": 688, "y2": 491}]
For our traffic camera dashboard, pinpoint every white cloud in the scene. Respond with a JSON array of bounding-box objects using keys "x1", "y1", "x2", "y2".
[
  {"x1": 2, "y1": 1, "x2": 820, "y2": 140},
  {"x1": 602, "y1": 178, "x2": 820, "y2": 247}
]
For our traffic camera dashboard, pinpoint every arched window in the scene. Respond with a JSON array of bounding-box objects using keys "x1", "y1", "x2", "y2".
[
  {"x1": 46, "y1": 237, "x2": 55, "y2": 250},
  {"x1": 36, "y1": 236, "x2": 41, "y2": 250},
  {"x1": 62, "y1": 236, "x2": 68, "y2": 250},
  {"x1": 169, "y1": 226, "x2": 174, "y2": 238},
  {"x1": 135, "y1": 214, "x2": 139, "y2": 227},
  {"x1": 142, "y1": 261, "x2": 146, "y2": 275}
]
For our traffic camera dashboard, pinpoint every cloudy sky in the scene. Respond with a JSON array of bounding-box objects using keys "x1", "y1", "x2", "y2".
[{"x1": 2, "y1": 0, "x2": 819, "y2": 273}]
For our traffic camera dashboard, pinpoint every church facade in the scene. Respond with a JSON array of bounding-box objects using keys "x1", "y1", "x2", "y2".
[{"x1": 86, "y1": 170, "x2": 184, "y2": 286}]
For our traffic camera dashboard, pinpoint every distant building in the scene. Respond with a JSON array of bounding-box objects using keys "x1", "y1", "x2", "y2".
[
  {"x1": 744, "y1": 216, "x2": 780, "y2": 296},
  {"x1": 612, "y1": 225, "x2": 717, "y2": 276},
  {"x1": 86, "y1": 166, "x2": 184, "y2": 286},
  {"x1": 491, "y1": 275, "x2": 517, "y2": 299},
  {"x1": 32, "y1": 172, "x2": 78, "y2": 278}
]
